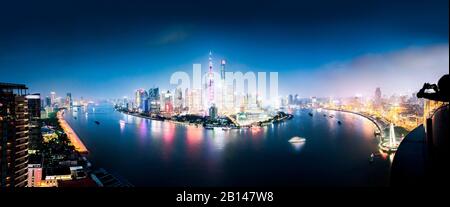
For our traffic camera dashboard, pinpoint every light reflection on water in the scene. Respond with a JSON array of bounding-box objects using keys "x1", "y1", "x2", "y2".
[
  {"x1": 65, "y1": 104, "x2": 391, "y2": 186},
  {"x1": 291, "y1": 142, "x2": 306, "y2": 152}
]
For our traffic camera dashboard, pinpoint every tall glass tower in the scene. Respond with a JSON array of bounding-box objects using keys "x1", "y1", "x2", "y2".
[{"x1": 208, "y1": 51, "x2": 214, "y2": 107}]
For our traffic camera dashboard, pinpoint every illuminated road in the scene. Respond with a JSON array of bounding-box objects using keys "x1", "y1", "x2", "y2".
[
  {"x1": 322, "y1": 108, "x2": 388, "y2": 135},
  {"x1": 57, "y1": 110, "x2": 88, "y2": 153}
]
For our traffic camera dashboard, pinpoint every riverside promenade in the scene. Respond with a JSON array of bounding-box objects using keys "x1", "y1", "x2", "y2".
[
  {"x1": 322, "y1": 108, "x2": 389, "y2": 135},
  {"x1": 57, "y1": 110, "x2": 89, "y2": 153}
]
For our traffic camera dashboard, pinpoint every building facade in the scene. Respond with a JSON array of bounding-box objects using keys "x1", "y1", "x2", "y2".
[
  {"x1": 0, "y1": 83, "x2": 29, "y2": 187},
  {"x1": 148, "y1": 87, "x2": 160, "y2": 114}
]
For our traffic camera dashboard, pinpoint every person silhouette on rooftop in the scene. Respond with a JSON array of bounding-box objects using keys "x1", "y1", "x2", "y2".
[{"x1": 417, "y1": 74, "x2": 449, "y2": 102}]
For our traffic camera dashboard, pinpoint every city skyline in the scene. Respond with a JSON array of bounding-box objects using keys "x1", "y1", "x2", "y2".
[
  {"x1": 7, "y1": 45, "x2": 449, "y2": 101},
  {"x1": 1, "y1": 0, "x2": 448, "y2": 99},
  {"x1": 1, "y1": 0, "x2": 449, "y2": 195}
]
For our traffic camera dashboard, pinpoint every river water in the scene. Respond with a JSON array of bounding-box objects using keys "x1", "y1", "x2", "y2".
[{"x1": 64, "y1": 104, "x2": 391, "y2": 186}]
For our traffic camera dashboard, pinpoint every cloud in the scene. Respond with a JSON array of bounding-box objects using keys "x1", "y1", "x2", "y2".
[
  {"x1": 148, "y1": 26, "x2": 191, "y2": 46},
  {"x1": 290, "y1": 44, "x2": 449, "y2": 97}
]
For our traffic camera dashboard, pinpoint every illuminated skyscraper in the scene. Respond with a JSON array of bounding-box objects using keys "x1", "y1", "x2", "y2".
[
  {"x1": 225, "y1": 84, "x2": 235, "y2": 113},
  {"x1": 50, "y1": 91, "x2": 56, "y2": 107},
  {"x1": 45, "y1": 96, "x2": 51, "y2": 107},
  {"x1": 65, "y1": 92, "x2": 72, "y2": 108},
  {"x1": 220, "y1": 59, "x2": 226, "y2": 113},
  {"x1": 209, "y1": 104, "x2": 218, "y2": 120},
  {"x1": 207, "y1": 51, "x2": 214, "y2": 107},
  {"x1": 148, "y1": 87, "x2": 160, "y2": 114},
  {"x1": 184, "y1": 88, "x2": 190, "y2": 112},
  {"x1": 134, "y1": 89, "x2": 147, "y2": 112},
  {"x1": 220, "y1": 59, "x2": 226, "y2": 81},
  {"x1": 374, "y1": 87, "x2": 382, "y2": 109},
  {"x1": 375, "y1": 87, "x2": 382, "y2": 101},
  {"x1": 174, "y1": 88, "x2": 183, "y2": 114},
  {"x1": 288, "y1": 94, "x2": 294, "y2": 105},
  {"x1": 189, "y1": 89, "x2": 202, "y2": 114},
  {"x1": 163, "y1": 90, "x2": 173, "y2": 114},
  {"x1": 295, "y1": 94, "x2": 300, "y2": 105},
  {"x1": 0, "y1": 83, "x2": 29, "y2": 187}
]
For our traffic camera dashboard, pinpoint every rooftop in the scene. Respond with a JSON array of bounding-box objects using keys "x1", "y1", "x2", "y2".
[
  {"x1": 0, "y1": 82, "x2": 28, "y2": 90},
  {"x1": 45, "y1": 167, "x2": 72, "y2": 176},
  {"x1": 58, "y1": 178, "x2": 98, "y2": 187}
]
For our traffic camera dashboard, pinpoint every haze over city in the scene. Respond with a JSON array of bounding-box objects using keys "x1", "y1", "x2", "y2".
[
  {"x1": 2, "y1": 1, "x2": 450, "y2": 202},
  {"x1": 1, "y1": 0, "x2": 448, "y2": 99}
]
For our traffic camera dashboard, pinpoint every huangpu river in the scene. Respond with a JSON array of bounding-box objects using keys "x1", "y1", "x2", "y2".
[{"x1": 64, "y1": 103, "x2": 391, "y2": 186}]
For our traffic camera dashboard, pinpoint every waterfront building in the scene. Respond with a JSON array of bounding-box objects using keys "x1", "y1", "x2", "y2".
[
  {"x1": 288, "y1": 94, "x2": 294, "y2": 105},
  {"x1": 174, "y1": 88, "x2": 183, "y2": 114},
  {"x1": 209, "y1": 104, "x2": 218, "y2": 120},
  {"x1": 184, "y1": 88, "x2": 190, "y2": 112},
  {"x1": 134, "y1": 89, "x2": 148, "y2": 112},
  {"x1": 148, "y1": 87, "x2": 160, "y2": 114},
  {"x1": 235, "y1": 93, "x2": 245, "y2": 112},
  {"x1": 247, "y1": 93, "x2": 258, "y2": 111},
  {"x1": 128, "y1": 102, "x2": 134, "y2": 112},
  {"x1": 144, "y1": 99, "x2": 149, "y2": 113},
  {"x1": 0, "y1": 82, "x2": 29, "y2": 187},
  {"x1": 161, "y1": 90, "x2": 173, "y2": 114},
  {"x1": 135, "y1": 89, "x2": 141, "y2": 111},
  {"x1": 215, "y1": 83, "x2": 223, "y2": 114},
  {"x1": 189, "y1": 89, "x2": 203, "y2": 115},
  {"x1": 26, "y1": 94, "x2": 42, "y2": 151},
  {"x1": 65, "y1": 92, "x2": 72, "y2": 108},
  {"x1": 256, "y1": 95, "x2": 262, "y2": 109},
  {"x1": 225, "y1": 84, "x2": 235, "y2": 114},
  {"x1": 220, "y1": 59, "x2": 226, "y2": 110},
  {"x1": 220, "y1": 59, "x2": 226, "y2": 83},
  {"x1": 160, "y1": 92, "x2": 165, "y2": 112},
  {"x1": 207, "y1": 51, "x2": 215, "y2": 107}
]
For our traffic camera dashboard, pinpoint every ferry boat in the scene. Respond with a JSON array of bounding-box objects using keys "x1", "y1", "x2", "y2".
[{"x1": 289, "y1": 136, "x2": 306, "y2": 143}]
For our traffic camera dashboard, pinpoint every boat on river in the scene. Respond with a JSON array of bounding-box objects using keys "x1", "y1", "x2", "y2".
[{"x1": 289, "y1": 136, "x2": 306, "y2": 143}]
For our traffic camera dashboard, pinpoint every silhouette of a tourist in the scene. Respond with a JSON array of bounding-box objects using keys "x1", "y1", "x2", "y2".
[{"x1": 417, "y1": 74, "x2": 449, "y2": 102}]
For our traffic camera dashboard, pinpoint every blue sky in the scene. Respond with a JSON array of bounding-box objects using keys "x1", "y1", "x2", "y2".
[{"x1": 0, "y1": 0, "x2": 448, "y2": 99}]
